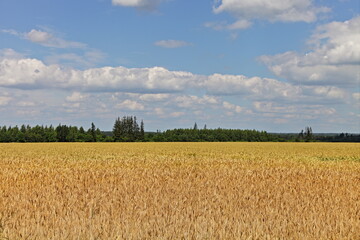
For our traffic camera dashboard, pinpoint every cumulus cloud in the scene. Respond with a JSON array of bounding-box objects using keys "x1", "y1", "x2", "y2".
[
  {"x1": 204, "y1": 73, "x2": 302, "y2": 98},
  {"x1": 174, "y1": 95, "x2": 219, "y2": 108},
  {"x1": 223, "y1": 101, "x2": 242, "y2": 113},
  {"x1": 112, "y1": 0, "x2": 165, "y2": 9},
  {"x1": 154, "y1": 40, "x2": 191, "y2": 48},
  {"x1": 203, "y1": 73, "x2": 349, "y2": 104},
  {"x1": 260, "y1": 17, "x2": 360, "y2": 86},
  {"x1": 0, "y1": 50, "x2": 351, "y2": 105},
  {"x1": 0, "y1": 48, "x2": 355, "y2": 131},
  {"x1": 213, "y1": 0, "x2": 330, "y2": 28},
  {"x1": 0, "y1": 56, "x2": 198, "y2": 92},
  {"x1": 116, "y1": 99, "x2": 145, "y2": 110}
]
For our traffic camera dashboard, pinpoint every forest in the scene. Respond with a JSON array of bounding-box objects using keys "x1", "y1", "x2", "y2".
[{"x1": 0, "y1": 116, "x2": 358, "y2": 142}]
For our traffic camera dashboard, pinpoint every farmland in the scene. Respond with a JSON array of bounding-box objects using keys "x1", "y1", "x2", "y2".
[{"x1": 0, "y1": 143, "x2": 359, "y2": 239}]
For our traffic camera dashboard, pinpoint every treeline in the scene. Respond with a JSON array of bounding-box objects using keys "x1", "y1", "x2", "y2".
[
  {"x1": 0, "y1": 116, "x2": 145, "y2": 143},
  {"x1": 315, "y1": 133, "x2": 360, "y2": 142},
  {"x1": 0, "y1": 117, "x2": 359, "y2": 142},
  {"x1": 147, "y1": 128, "x2": 276, "y2": 142},
  {"x1": 0, "y1": 123, "x2": 111, "y2": 143},
  {"x1": 273, "y1": 132, "x2": 360, "y2": 142}
]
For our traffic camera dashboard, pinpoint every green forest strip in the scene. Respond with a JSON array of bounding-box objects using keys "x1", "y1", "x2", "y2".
[{"x1": 0, "y1": 116, "x2": 359, "y2": 143}]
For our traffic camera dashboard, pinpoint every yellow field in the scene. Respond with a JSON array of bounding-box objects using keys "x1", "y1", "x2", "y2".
[{"x1": 0, "y1": 143, "x2": 359, "y2": 239}]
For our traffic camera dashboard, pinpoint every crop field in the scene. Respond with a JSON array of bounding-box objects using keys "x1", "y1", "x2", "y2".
[{"x1": 0, "y1": 143, "x2": 359, "y2": 239}]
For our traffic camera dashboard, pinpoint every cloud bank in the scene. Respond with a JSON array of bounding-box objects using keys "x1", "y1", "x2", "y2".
[
  {"x1": 0, "y1": 50, "x2": 349, "y2": 104},
  {"x1": 1, "y1": 17, "x2": 358, "y2": 131}
]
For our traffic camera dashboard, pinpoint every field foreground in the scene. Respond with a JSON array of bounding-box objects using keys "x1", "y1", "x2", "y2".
[{"x1": 0, "y1": 143, "x2": 359, "y2": 239}]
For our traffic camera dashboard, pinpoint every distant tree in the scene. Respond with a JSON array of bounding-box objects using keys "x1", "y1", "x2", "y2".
[
  {"x1": 140, "y1": 120, "x2": 145, "y2": 141},
  {"x1": 67, "y1": 126, "x2": 78, "y2": 142},
  {"x1": 296, "y1": 129, "x2": 304, "y2": 142},
  {"x1": 305, "y1": 126, "x2": 313, "y2": 142},
  {"x1": 90, "y1": 122, "x2": 96, "y2": 142},
  {"x1": 45, "y1": 125, "x2": 57, "y2": 142},
  {"x1": 193, "y1": 122, "x2": 198, "y2": 130},
  {"x1": 56, "y1": 125, "x2": 69, "y2": 142},
  {"x1": 0, "y1": 126, "x2": 9, "y2": 142},
  {"x1": 112, "y1": 116, "x2": 144, "y2": 142},
  {"x1": 113, "y1": 117, "x2": 122, "y2": 142}
]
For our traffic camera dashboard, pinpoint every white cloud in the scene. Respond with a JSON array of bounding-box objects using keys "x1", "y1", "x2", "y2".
[
  {"x1": 112, "y1": 0, "x2": 165, "y2": 9},
  {"x1": 0, "y1": 48, "x2": 25, "y2": 60},
  {"x1": 139, "y1": 93, "x2": 170, "y2": 101},
  {"x1": 26, "y1": 29, "x2": 86, "y2": 48},
  {"x1": 174, "y1": 95, "x2": 219, "y2": 108},
  {"x1": 353, "y1": 93, "x2": 360, "y2": 101},
  {"x1": 0, "y1": 56, "x2": 198, "y2": 93},
  {"x1": 0, "y1": 51, "x2": 350, "y2": 105},
  {"x1": 62, "y1": 102, "x2": 81, "y2": 109},
  {"x1": 205, "y1": 19, "x2": 252, "y2": 31},
  {"x1": 2, "y1": 29, "x2": 87, "y2": 49},
  {"x1": 15, "y1": 109, "x2": 40, "y2": 116},
  {"x1": 223, "y1": 101, "x2": 242, "y2": 113},
  {"x1": 260, "y1": 17, "x2": 360, "y2": 86},
  {"x1": 304, "y1": 86, "x2": 346, "y2": 100},
  {"x1": 307, "y1": 18, "x2": 360, "y2": 65},
  {"x1": 154, "y1": 107, "x2": 165, "y2": 116},
  {"x1": 0, "y1": 49, "x2": 355, "y2": 131},
  {"x1": 0, "y1": 96, "x2": 11, "y2": 106},
  {"x1": 116, "y1": 99, "x2": 145, "y2": 110},
  {"x1": 154, "y1": 40, "x2": 191, "y2": 48},
  {"x1": 45, "y1": 50, "x2": 106, "y2": 68},
  {"x1": 253, "y1": 101, "x2": 336, "y2": 116},
  {"x1": 204, "y1": 73, "x2": 303, "y2": 99},
  {"x1": 16, "y1": 101, "x2": 36, "y2": 107},
  {"x1": 204, "y1": 73, "x2": 348, "y2": 104},
  {"x1": 2, "y1": 29, "x2": 104, "y2": 67},
  {"x1": 213, "y1": 0, "x2": 330, "y2": 28},
  {"x1": 1, "y1": 29, "x2": 19, "y2": 36},
  {"x1": 227, "y1": 19, "x2": 253, "y2": 30},
  {"x1": 66, "y1": 92, "x2": 87, "y2": 102},
  {"x1": 170, "y1": 111, "x2": 185, "y2": 118}
]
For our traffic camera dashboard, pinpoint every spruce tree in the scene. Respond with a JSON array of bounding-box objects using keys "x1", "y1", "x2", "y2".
[
  {"x1": 113, "y1": 117, "x2": 122, "y2": 142},
  {"x1": 91, "y1": 122, "x2": 96, "y2": 142},
  {"x1": 140, "y1": 120, "x2": 145, "y2": 141}
]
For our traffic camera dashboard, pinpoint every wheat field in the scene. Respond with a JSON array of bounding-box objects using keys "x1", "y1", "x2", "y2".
[{"x1": 0, "y1": 142, "x2": 359, "y2": 239}]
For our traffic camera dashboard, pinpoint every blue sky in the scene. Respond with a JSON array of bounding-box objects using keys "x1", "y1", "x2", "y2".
[{"x1": 0, "y1": 0, "x2": 359, "y2": 132}]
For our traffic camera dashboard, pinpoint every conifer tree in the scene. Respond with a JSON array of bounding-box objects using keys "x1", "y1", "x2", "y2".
[{"x1": 91, "y1": 122, "x2": 96, "y2": 142}]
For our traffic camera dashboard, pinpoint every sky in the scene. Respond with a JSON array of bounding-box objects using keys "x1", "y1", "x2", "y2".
[{"x1": 0, "y1": 0, "x2": 359, "y2": 133}]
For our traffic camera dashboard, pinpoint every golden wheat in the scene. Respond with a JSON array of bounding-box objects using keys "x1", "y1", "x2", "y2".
[{"x1": 0, "y1": 143, "x2": 359, "y2": 239}]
